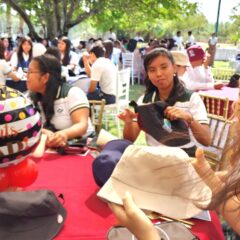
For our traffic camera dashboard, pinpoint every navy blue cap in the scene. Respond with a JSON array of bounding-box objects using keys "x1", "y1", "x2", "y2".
[{"x1": 92, "y1": 139, "x2": 132, "y2": 187}]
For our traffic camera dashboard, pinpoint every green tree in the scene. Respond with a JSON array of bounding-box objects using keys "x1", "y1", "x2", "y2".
[
  {"x1": 1, "y1": 0, "x2": 197, "y2": 40},
  {"x1": 229, "y1": 3, "x2": 240, "y2": 45}
]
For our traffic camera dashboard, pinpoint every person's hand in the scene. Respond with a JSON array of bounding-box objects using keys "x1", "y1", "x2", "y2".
[
  {"x1": 82, "y1": 52, "x2": 90, "y2": 63},
  {"x1": 42, "y1": 128, "x2": 54, "y2": 139},
  {"x1": 109, "y1": 192, "x2": 159, "y2": 240},
  {"x1": 46, "y1": 130, "x2": 68, "y2": 148},
  {"x1": 191, "y1": 148, "x2": 226, "y2": 196},
  {"x1": 214, "y1": 83, "x2": 224, "y2": 90},
  {"x1": 118, "y1": 108, "x2": 138, "y2": 123},
  {"x1": 164, "y1": 106, "x2": 193, "y2": 123},
  {"x1": 203, "y1": 53, "x2": 211, "y2": 68}
]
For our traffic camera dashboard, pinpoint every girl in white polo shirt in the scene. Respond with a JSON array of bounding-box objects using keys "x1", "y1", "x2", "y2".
[{"x1": 27, "y1": 54, "x2": 94, "y2": 148}]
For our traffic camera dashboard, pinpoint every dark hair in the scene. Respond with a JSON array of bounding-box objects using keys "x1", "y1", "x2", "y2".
[
  {"x1": 177, "y1": 31, "x2": 181, "y2": 36},
  {"x1": 0, "y1": 40, "x2": 5, "y2": 59},
  {"x1": 79, "y1": 41, "x2": 86, "y2": 49},
  {"x1": 143, "y1": 47, "x2": 185, "y2": 105},
  {"x1": 127, "y1": 39, "x2": 137, "y2": 52},
  {"x1": 206, "y1": 119, "x2": 240, "y2": 213},
  {"x1": 45, "y1": 46, "x2": 61, "y2": 62},
  {"x1": 89, "y1": 43, "x2": 105, "y2": 58},
  {"x1": 79, "y1": 57, "x2": 84, "y2": 68},
  {"x1": 228, "y1": 74, "x2": 240, "y2": 88},
  {"x1": 103, "y1": 40, "x2": 113, "y2": 59},
  {"x1": 30, "y1": 54, "x2": 64, "y2": 127},
  {"x1": 59, "y1": 36, "x2": 72, "y2": 66},
  {"x1": 17, "y1": 36, "x2": 33, "y2": 65},
  {"x1": 51, "y1": 38, "x2": 59, "y2": 47}
]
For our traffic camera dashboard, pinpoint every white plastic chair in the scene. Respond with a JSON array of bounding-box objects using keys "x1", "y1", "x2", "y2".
[
  {"x1": 122, "y1": 52, "x2": 141, "y2": 85},
  {"x1": 104, "y1": 68, "x2": 131, "y2": 137}
]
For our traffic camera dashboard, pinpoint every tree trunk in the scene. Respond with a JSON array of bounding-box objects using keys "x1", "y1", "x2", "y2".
[
  {"x1": 4, "y1": 0, "x2": 40, "y2": 40},
  {"x1": 6, "y1": 5, "x2": 12, "y2": 36}
]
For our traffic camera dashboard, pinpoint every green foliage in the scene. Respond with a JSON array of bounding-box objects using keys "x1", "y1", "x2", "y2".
[
  {"x1": 92, "y1": 0, "x2": 197, "y2": 39},
  {"x1": 229, "y1": 3, "x2": 240, "y2": 45},
  {"x1": 0, "y1": 0, "x2": 196, "y2": 39},
  {"x1": 0, "y1": 0, "x2": 239, "y2": 45}
]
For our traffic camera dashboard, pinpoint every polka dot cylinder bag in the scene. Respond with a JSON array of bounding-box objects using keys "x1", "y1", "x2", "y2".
[{"x1": 0, "y1": 86, "x2": 42, "y2": 167}]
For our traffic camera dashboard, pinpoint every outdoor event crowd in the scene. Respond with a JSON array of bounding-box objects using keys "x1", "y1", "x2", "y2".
[
  {"x1": 1, "y1": 29, "x2": 238, "y2": 99},
  {"x1": 0, "y1": 28, "x2": 240, "y2": 239}
]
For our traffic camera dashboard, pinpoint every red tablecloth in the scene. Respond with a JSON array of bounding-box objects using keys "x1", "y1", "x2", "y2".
[
  {"x1": 200, "y1": 87, "x2": 239, "y2": 118},
  {"x1": 28, "y1": 153, "x2": 224, "y2": 240}
]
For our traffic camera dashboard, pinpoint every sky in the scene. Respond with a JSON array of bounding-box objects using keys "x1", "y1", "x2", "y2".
[{"x1": 188, "y1": 0, "x2": 237, "y2": 23}]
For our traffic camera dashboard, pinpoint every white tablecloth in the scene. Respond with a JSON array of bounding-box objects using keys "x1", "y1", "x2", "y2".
[
  {"x1": 215, "y1": 48, "x2": 240, "y2": 61},
  {"x1": 229, "y1": 59, "x2": 240, "y2": 72}
]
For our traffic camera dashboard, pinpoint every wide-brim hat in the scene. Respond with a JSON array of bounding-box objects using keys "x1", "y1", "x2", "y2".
[
  {"x1": 97, "y1": 145, "x2": 212, "y2": 219},
  {"x1": 0, "y1": 190, "x2": 66, "y2": 240},
  {"x1": 171, "y1": 50, "x2": 191, "y2": 67}
]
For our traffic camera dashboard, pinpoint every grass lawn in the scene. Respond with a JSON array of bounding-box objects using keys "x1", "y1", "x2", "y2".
[
  {"x1": 214, "y1": 60, "x2": 230, "y2": 68},
  {"x1": 129, "y1": 84, "x2": 145, "y2": 101}
]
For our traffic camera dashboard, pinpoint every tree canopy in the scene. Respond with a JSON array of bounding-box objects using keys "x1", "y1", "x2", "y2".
[{"x1": 1, "y1": 0, "x2": 197, "y2": 39}]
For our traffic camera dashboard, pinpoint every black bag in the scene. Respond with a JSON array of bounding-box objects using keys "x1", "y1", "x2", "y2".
[{"x1": 130, "y1": 100, "x2": 191, "y2": 146}]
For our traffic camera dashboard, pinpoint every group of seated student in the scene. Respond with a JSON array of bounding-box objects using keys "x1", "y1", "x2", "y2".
[
  {"x1": 171, "y1": 45, "x2": 225, "y2": 91},
  {"x1": 0, "y1": 36, "x2": 33, "y2": 85},
  {"x1": 3, "y1": 34, "x2": 240, "y2": 237}
]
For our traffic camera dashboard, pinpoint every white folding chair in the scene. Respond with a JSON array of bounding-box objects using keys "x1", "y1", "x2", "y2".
[
  {"x1": 104, "y1": 68, "x2": 131, "y2": 137},
  {"x1": 122, "y1": 52, "x2": 141, "y2": 85},
  {"x1": 89, "y1": 99, "x2": 106, "y2": 135}
]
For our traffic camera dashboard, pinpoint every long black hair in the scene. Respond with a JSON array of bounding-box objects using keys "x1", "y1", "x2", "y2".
[
  {"x1": 59, "y1": 36, "x2": 71, "y2": 66},
  {"x1": 30, "y1": 54, "x2": 65, "y2": 130},
  {"x1": 143, "y1": 47, "x2": 186, "y2": 105},
  {"x1": 17, "y1": 36, "x2": 33, "y2": 65}
]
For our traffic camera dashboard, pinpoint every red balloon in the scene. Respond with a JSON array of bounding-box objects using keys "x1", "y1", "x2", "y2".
[
  {"x1": 7, "y1": 158, "x2": 38, "y2": 188},
  {"x1": 0, "y1": 168, "x2": 9, "y2": 191}
]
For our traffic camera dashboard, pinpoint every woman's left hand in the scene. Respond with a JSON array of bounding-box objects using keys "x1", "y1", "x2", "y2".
[
  {"x1": 191, "y1": 148, "x2": 226, "y2": 195},
  {"x1": 47, "y1": 131, "x2": 68, "y2": 148},
  {"x1": 164, "y1": 106, "x2": 192, "y2": 123}
]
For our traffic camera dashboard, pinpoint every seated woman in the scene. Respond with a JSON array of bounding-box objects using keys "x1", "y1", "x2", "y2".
[
  {"x1": 57, "y1": 36, "x2": 79, "y2": 76},
  {"x1": 10, "y1": 36, "x2": 33, "y2": 72},
  {"x1": 119, "y1": 48, "x2": 211, "y2": 156},
  {"x1": 0, "y1": 40, "x2": 20, "y2": 85},
  {"x1": 26, "y1": 54, "x2": 94, "y2": 148}
]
